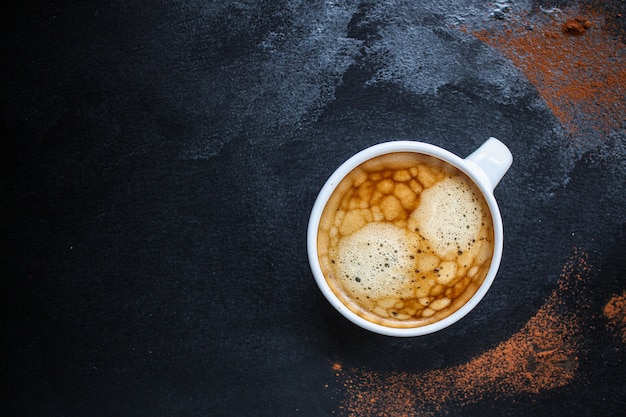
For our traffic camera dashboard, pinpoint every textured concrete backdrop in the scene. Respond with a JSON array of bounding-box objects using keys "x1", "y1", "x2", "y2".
[{"x1": 2, "y1": 1, "x2": 625, "y2": 416}]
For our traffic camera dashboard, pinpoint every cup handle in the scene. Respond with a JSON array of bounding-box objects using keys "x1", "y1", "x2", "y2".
[{"x1": 465, "y1": 137, "x2": 513, "y2": 191}]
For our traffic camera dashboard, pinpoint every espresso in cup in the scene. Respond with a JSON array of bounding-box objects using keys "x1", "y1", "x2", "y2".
[{"x1": 316, "y1": 152, "x2": 494, "y2": 328}]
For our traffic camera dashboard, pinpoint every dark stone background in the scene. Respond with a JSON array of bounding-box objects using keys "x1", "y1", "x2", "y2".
[{"x1": 2, "y1": 1, "x2": 624, "y2": 416}]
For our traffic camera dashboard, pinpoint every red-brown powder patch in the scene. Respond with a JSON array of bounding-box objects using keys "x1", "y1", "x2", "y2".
[
  {"x1": 472, "y1": 8, "x2": 626, "y2": 142},
  {"x1": 562, "y1": 16, "x2": 594, "y2": 36},
  {"x1": 604, "y1": 291, "x2": 626, "y2": 344},
  {"x1": 334, "y1": 251, "x2": 589, "y2": 417}
]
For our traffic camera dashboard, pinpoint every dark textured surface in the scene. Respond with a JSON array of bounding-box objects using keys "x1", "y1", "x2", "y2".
[{"x1": 2, "y1": 1, "x2": 625, "y2": 416}]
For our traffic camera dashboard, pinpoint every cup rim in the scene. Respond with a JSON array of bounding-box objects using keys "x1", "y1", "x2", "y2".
[{"x1": 307, "y1": 140, "x2": 504, "y2": 337}]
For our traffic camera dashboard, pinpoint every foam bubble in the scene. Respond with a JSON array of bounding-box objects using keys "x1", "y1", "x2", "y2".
[
  {"x1": 411, "y1": 177, "x2": 486, "y2": 259},
  {"x1": 336, "y1": 223, "x2": 417, "y2": 302}
]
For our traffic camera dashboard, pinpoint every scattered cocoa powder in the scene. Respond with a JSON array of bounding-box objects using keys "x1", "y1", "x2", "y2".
[
  {"x1": 333, "y1": 251, "x2": 590, "y2": 417},
  {"x1": 472, "y1": 8, "x2": 626, "y2": 142},
  {"x1": 562, "y1": 16, "x2": 593, "y2": 36},
  {"x1": 604, "y1": 291, "x2": 626, "y2": 344}
]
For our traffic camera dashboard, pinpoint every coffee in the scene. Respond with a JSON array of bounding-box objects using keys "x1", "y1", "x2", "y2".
[{"x1": 317, "y1": 152, "x2": 494, "y2": 328}]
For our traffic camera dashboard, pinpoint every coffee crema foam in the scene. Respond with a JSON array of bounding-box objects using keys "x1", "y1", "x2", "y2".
[{"x1": 317, "y1": 152, "x2": 494, "y2": 328}]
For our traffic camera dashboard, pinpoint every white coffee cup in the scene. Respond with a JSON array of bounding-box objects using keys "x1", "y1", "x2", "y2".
[{"x1": 307, "y1": 138, "x2": 513, "y2": 336}]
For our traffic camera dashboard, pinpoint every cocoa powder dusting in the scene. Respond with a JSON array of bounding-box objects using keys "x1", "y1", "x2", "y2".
[
  {"x1": 604, "y1": 291, "x2": 626, "y2": 344},
  {"x1": 562, "y1": 17, "x2": 594, "y2": 36},
  {"x1": 334, "y1": 251, "x2": 590, "y2": 417},
  {"x1": 472, "y1": 8, "x2": 626, "y2": 141}
]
